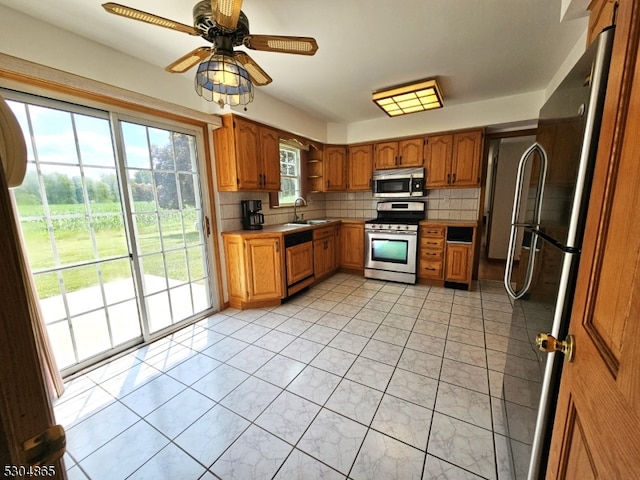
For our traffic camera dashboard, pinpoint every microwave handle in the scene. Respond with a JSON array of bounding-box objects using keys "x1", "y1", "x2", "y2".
[{"x1": 409, "y1": 174, "x2": 414, "y2": 195}]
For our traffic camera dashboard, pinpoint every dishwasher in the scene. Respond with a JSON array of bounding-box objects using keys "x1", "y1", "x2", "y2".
[{"x1": 284, "y1": 230, "x2": 315, "y2": 296}]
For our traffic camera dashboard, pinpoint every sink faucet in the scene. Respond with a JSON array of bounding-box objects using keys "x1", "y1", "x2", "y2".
[{"x1": 293, "y1": 197, "x2": 307, "y2": 222}]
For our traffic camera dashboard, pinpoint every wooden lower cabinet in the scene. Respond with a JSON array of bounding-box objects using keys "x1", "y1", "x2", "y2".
[
  {"x1": 338, "y1": 222, "x2": 364, "y2": 271},
  {"x1": 445, "y1": 243, "x2": 472, "y2": 284},
  {"x1": 418, "y1": 225, "x2": 446, "y2": 280},
  {"x1": 286, "y1": 242, "x2": 314, "y2": 285},
  {"x1": 313, "y1": 226, "x2": 337, "y2": 280},
  {"x1": 223, "y1": 234, "x2": 284, "y2": 309}
]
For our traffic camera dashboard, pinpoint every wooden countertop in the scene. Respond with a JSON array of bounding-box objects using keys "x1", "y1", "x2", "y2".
[{"x1": 419, "y1": 219, "x2": 479, "y2": 228}]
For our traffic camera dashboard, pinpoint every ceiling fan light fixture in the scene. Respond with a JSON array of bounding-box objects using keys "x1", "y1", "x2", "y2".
[
  {"x1": 373, "y1": 77, "x2": 443, "y2": 117},
  {"x1": 195, "y1": 53, "x2": 254, "y2": 107}
]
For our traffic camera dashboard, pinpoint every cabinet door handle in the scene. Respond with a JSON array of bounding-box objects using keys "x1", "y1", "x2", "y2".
[
  {"x1": 399, "y1": 155, "x2": 403, "y2": 165},
  {"x1": 327, "y1": 180, "x2": 330, "y2": 188},
  {"x1": 452, "y1": 173, "x2": 456, "y2": 183},
  {"x1": 447, "y1": 173, "x2": 451, "y2": 183},
  {"x1": 275, "y1": 241, "x2": 279, "y2": 253}
]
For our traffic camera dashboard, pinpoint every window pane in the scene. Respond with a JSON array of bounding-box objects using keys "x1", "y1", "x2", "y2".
[{"x1": 278, "y1": 144, "x2": 301, "y2": 205}]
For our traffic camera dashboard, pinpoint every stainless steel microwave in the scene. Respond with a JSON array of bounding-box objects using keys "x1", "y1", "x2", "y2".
[{"x1": 372, "y1": 167, "x2": 425, "y2": 198}]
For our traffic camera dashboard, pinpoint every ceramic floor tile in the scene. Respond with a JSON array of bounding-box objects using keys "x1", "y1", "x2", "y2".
[
  {"x1": 165, "y1": 352, "x2": 221, "y2": 386},
  {"x1": 211, "y1": 424, "x2": 292, "y2": 479},
  {"x1": 340, "y1": 295, "x2": 370, "y2": 308},
  {"x1": 209, "y1": 317, "x2": 249, "y2": 335},
  {"x1": 341, "y1": 319, "x2": 379, "y2": 338},
  {"x1": 380, "y1": 284, "x2": 406, "y2": 295},
  {"x1": 354, "y1": 307, "x2": 388, "y2": 323},
  {"x1": 271, "y1": 303, "x2": 304, "y2": 317},
  {"x1": 201, "y1": 336, "x2": 249, "y2": 362},
  {"x1": 422, "y1": 300, "x2": 453, "y2": 314},
  {"x1": 372, "y1": 291, "x2": 401, "y2": 303},
  {"x1": 381, "y1": 312, "x2": 417, "y2": 330},
  {"x1": 293, "y1": 307, "x2": 327, "y2": 322},
  {"x1": 364, "y1": 298, "x2": 395, "y2": 313},
  {"x1": 252, "y1": 311, "x2": 289, "y2": 329},
  {"x1": 440, "y1": 358, "x2": 489, "y2": 394},
  {"x1": 287, "y1": 366, "x2": 341, "y2": 405},
  {"x1": 449, "y1": 313, "x2": 485, "y2": 332},
  {"x1": 444, "y1": 340, "x2": 488, "y2": 368},
  {"x1": 386, "y1": 368, "x2": 439, "y2": 409},
  {"x1": 120, "y1": 373, "x2": 186, "y2": 417},
  {"x1": 371, "y1": 394, "x2": 432, "y2": 450},
  {"x1": 388, "y1": 304, "x2": 421, "y2": 319},
  {"x1": 435, "y1": 382, "x2": 493, "y2": 430},
  {"x1": 253, "y1": 330, "x2": 296, "y2": 353},
  {"x1": 178, "y1": 328, "x2": 225, "y2": 352},
  {"x1": 255, "y1": 390, "x2": 321, "y2": 444},
  {"x1": 310, "y1": 346, "x2": 357, "y2": 376},
  {"x1": 300, "y1": 324, "x2": 340, "y2": 344},
  {"x1": 328, "y1": 331, "x2": 369, "y2": 354},
  {"x1": 350, "y1": 429, "x2": 425, "y2": 480},
  {"x1": 427, "y1": 412, "x2": 496, "y2": 480},
  {"x1": 66, "y1": 401, "x2": 140, "y2": 461},
  {"x1": 397, "y1": 348, "x2": 443, "y2": 379},
  {"x1": 174, "y1": 404, "x2": 250, "y2": 467},
  {"x1": 322, "y1": 291, "x2": 349, "y2": 302},
  {"x1": 273, "y1": 448, "x2": 346, "y2": 480},
  {"x1": 412, "y1": 318, "x2": 450, "y2": 338},
  {"x1": 232, "y1": 308, "x2": 270, "y2": 322},
  {"x1": 54, "y1": 385, "x2": 116, "y2": 428},
  {"x1": 345, "y1": 357, "x2": 395, "y2": 391},
  {"x1": 298, "y1": 408, "x2": 368, "y2": 474},
  {"x1": 79, "y1": 420, "x2": 169, "y2": 480},
  {"x1": 230, "y1": 323, "x2": 272, "y2": 343},
  {"x1": 99, "y1": 362, "x2": 163, "y2": 399},
  {"x1": 85, "y1": 355, "x2": 141, "y2": 384},
  {"x1": 254, "y1": 354, "x2": 306, "y2": 388},
  {"x1": 406, "y1": 331, "x2": 446, "y2": 357},
  {"x1": 220, "y1": 376, "x2": 282, "y2": 421},
  {"x1": 191, "y1": 364, "x2": 250, "y2": 401},
  {"x1": 397, "y1": 294, "x2": 427, "y2": 307},
  {"x1": 128, "y1": 443, "x2": 206, "y2": 480},
  {"x1": 423, "y1": 454, "x2": 485, "y2": 480},
  {"x1": 360, "y1": 338, "x2": 403, "y2": 365},
  {"x1": 145, "y1": 388, "x2": 215, "y2": 439},
  {"x1": 309, "y1": 298, "x2": 339, "y2": 312},
  {"x1": 141, "y1": 343, "x2": 196, "y2": 371},
  {"x1": 447, "y1": 325, "x2": 486, "y2": 347},
  {"x1": 226, "y1": 344, "x2": 275, "y2": 374},
  {"x1": 325, "y1": 378, "x2": 383, "y2": 425},
  {"x1": 316, "y1": 312, "x2": 352, "y2": 329},
  {"x1": 372, "y1": 325, "x2": 410, "y2": 346},
  {"x1": 330, "y1": 302, "x2": 363, "y2": 317},
  {"x1": 280, "y1": 337, "x2": 325, "y2": 363}
]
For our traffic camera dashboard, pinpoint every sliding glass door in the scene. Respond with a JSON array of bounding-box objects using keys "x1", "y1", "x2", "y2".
[{"x1": 6, "y1": 93, "x2": 215, "y2": 375}]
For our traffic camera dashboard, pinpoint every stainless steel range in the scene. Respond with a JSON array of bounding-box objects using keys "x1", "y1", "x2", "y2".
[{"x1": 364, "y1": 200, "x2": 426, "y2": 284}]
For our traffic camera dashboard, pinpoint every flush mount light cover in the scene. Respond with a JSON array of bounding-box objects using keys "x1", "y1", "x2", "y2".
[{"x1": 373, "y1": 78, "x2": 444, "y2": 117}]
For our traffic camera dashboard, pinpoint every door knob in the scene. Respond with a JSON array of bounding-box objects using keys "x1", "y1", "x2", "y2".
[{"x1": 536, "y1": 333, "x2": 575, "y2": 362}]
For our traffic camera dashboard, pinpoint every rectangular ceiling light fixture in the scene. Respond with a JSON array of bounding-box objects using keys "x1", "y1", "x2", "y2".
[{"x1": 372, "y1": 77, "x2": 443, "y2": 117}]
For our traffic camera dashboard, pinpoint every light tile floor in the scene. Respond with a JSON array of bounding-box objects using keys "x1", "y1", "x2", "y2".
[{"x1": 56, "y1": 273, "x2": 524, "y2": 480}]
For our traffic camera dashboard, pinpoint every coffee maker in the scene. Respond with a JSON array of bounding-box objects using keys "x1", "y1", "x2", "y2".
[{"x1": 241, "y1": 199, "x2": 264, "y2": 230}]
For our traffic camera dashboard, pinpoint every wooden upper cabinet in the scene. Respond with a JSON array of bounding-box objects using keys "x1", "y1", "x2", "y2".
[
  {"x1": 451, "y1": 130, "x2": 482, "y2": 186},
  {"x1": 374, "y1": 137, "x2": 424, "y2": 169},
  {"x1": 324, "y1": 146, "x2": 347, "y2": 191},
  {"x1": 424, "y1": 130, "x2": 483, "y2": 188},
  {"x1": 213, "y1": 114, "x2": 281, "y2": 192},
  {"x1": 260, "y1": 126, "x2": 281, "y2": 191},
  {"x1": 424, "y1": 134, "x2": 453, "y2": 187},
  {"x1": 348, "y1": 144, "x2": 373, "y2": 191},
  {"x1": 398, "y1": 138, "x2": 424, "y2": 167}
]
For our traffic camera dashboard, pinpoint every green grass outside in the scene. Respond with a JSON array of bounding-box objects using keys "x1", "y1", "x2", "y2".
[{"x1": 18, "y1": 202, "x2": 206, "y2": 298}]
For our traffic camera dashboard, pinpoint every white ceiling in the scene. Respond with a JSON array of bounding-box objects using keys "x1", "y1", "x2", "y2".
[{"x1": 0, "y1": 0, "x2": 588, "y2": 125}]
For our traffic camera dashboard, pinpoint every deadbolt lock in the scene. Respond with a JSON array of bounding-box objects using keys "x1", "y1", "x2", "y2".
[{"x1": 536, "y1": 333, "x2": 575, "y2": 362}]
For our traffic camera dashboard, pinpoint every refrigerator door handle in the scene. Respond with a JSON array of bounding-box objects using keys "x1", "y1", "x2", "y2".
[{"x1": 504, "y1": 142, "x2": 548, "y2": 299}]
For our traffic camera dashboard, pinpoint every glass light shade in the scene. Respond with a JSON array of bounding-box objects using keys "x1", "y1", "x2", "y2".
[
  {"x1": 372, "y1": 78, "x2": 443, "y2": 117},
  {"x1": 195, "y1": 53, "x2": 254, "y2": 107}
]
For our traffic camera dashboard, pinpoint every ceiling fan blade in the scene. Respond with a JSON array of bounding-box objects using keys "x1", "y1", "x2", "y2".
[
  {"x1": 212, "y1": 0, "x2": 243, "y2": 32},
  {"x1": 235, "y1": 51, "x2": 272, "y2": 86},
  {"x1": 165, "y1": 47, "x2": 211, "y2": 73},
  {"x1": 102, "y1": 2, "x2": 198, "y2": 36},
  {"x1": 244, "y1": 35, "x2": 318, "y2": 56}
]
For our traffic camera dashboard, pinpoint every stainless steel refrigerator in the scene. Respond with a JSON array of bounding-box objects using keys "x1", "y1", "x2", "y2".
[{"x1": 501, "y1": 27, "x2": 615, "y2": 479}]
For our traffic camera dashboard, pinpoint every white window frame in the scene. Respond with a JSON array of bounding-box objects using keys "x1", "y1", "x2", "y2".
[{"x1": 278, "y1": 142, "x2": 302, "y2": 206}]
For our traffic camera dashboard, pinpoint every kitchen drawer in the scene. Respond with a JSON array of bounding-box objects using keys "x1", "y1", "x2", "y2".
[
  {"x1": 420, "y1": 248, "x2": 444, "y2": 261},
  {"x1": 313, "y1": 226, "x2": 335, "y2": 240},
  {"x1": 419, "y1": 259, "x2": 444, "y2": 280},
  {"x1": 420, "y1": 237, "x2": 445, "y2": 249},
  {"x1": 421, "y1": 225, "x2": 446, "y2": 237}
]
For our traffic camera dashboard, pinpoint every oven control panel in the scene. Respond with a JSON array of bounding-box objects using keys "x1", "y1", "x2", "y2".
[{"x1": 365, "y1": 223, "x2": 419, "y2": 231}]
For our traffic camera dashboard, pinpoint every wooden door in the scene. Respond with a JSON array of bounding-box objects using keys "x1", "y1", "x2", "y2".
[
  {"x1": 444, "y1": 243, "x2": 470, "y2": 283},
  {"x1": 374, "y1": 141, "x2": 398, "y2": 169},
  {"x1": 451, "y1": 130, "x2": 482, "y2": 186},
  {"x1": 546, "y1": 1, "x2": 640, "y2": 477},
  {"x1": 424, "y1": 134, "x2": 452, "y2": 187},
  {"x1": 398, "y1": 138, "x2": 424, "y2": 167},
  {"x1": 348, "y1": 144, "x2": 373, "y2": 191},
  {"x1": 324, "y1": 146, "x2": 347, "y2": 191},
  {"x1": 260, "y1": 126, "x2": 281, "y2": 191},
  {"x1": 245, "y1": 237, "x2": 283, "y2": 301},
  {"x1": 233, "y1": 117, "x2": 261, "y2": 190}
]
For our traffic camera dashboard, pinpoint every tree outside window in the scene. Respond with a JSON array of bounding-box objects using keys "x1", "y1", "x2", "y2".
[{"x1": 278, "y1": 143, "x2": 301, "y2": 205}]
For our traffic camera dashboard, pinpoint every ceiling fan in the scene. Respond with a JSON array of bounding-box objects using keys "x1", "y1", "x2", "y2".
[{"x1": 102, "y1": 0, "x2": 319, "y2": 106}]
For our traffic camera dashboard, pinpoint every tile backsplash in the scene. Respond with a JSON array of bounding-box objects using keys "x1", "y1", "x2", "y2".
[{"x1": 218, "y1": 188, "x2": 480, "y2": 231}]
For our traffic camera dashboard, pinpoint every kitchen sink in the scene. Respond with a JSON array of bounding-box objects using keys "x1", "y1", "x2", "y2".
[{"x1": 283, "y1": 219, "x2": 330, "y2": 227}]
